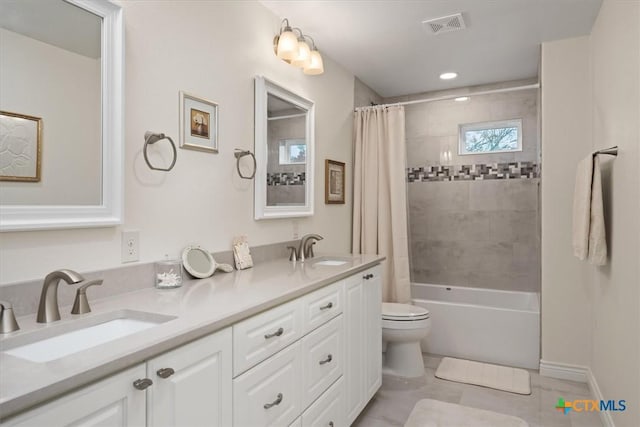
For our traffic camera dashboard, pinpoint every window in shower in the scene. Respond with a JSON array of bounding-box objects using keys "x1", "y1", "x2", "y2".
[{"x1": 458, "y1": 119, "x2": 522, "y2": 155}]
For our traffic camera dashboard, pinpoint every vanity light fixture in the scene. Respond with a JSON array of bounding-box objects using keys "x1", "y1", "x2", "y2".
[
  {"x1": 440, "y1": 72, "x2": 458, "y2": 80},
  {"x1": 274, "y1": 19, "x2": 324, "y2": 75}
]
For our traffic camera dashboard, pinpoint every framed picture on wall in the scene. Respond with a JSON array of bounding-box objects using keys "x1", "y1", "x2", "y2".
[
  {"x1": 0, "y1": 110, "x2": 42, "y2": 182},
  {"x1": 325, "y1": 159, "x2": 345, "y2": 204},
  {"x1": 179, "y1": 91, "x2": 219, "y2": 153}
]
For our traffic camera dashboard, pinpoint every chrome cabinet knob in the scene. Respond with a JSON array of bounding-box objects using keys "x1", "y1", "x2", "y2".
[
  {"x1": 319, "y1": 302, "x2": 333, "y2": 310},
  {"x1": 133, "y1": 378, "x2": 153, "y2": 390},
  {"x1": 156, "y1": 367, "x2": 175, "y2": 379}
]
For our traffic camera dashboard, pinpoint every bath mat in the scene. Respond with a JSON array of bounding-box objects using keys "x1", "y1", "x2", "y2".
[
  {"x1": 404, "y1": 399, "x2": 529, "y2": 427},
  {"x1": 435, "y1": 357, "x2": 531, "y2": 395}
]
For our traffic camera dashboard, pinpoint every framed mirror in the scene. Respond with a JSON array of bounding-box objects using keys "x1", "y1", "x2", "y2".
[
  {"x1": 254, "y1": 76, "x2": 315, "y2": 219},
  {"x1": 0, "y1": 0, "x2": 123, "y2": 231}
]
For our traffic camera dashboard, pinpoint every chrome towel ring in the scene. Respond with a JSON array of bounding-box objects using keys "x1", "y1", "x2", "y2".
[
  {"x1": 144, "y1": 131, "x2": 177, "y2": 172},
  {"x1": 234, "y1": 149, "x2": 256, "y2": 179}
]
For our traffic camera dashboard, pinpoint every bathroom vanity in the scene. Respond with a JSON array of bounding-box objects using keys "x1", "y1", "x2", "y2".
[{"x1": 0, "y1": 255, "x2": 383, "y2": 426}]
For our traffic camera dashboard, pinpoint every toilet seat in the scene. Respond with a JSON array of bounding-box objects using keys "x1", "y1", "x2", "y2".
[{"x1": 382, "y1": 303, "x2": 429, "y2": 321}]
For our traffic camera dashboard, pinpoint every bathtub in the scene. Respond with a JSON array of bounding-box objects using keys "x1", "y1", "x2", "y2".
[{"x1": 411, "y1": 283, "x2": 540, "y2": 369}]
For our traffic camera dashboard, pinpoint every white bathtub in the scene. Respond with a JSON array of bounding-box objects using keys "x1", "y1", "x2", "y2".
[{"x1": 412, "y1": 283, "x2": 540, "y2": 369}]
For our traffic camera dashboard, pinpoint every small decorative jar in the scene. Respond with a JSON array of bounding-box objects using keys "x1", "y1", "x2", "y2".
[{"x1": 155, "y1": 260, "x2": 183, "y2": 289}]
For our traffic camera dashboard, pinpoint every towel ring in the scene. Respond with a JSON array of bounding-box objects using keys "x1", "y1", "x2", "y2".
[
  {"x1": 144, "y1": 131, "x2": 177, "y2": 172},
  {"x1": 234, "y1": 149, "x2": 256, "y2": 179}
]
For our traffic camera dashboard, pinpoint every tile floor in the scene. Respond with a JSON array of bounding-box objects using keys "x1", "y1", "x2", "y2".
[{"x1": 353, "y1": 355, "x2": 603, "y2": 427}]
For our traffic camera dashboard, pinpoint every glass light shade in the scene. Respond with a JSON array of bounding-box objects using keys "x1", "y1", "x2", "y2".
[
  {"x1": 303, "y1": 49, "x2": 324, "y2": 75},
  {"x1": 276, "y1": 29, "x2": 299, "y2": 61},
  {"x1": 291, "y1": 40, "x2": 311, "y2": 68}
]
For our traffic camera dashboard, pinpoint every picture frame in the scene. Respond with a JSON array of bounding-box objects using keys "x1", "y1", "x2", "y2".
[
  {"x1": 0, "y1": 110, "x2": 43, "y2": 182},
  {"x1": 179, "y1": 91, "x2": 219, "y2": 153},
  {"x1": 325, "y1": 159, "x2": 345, "y2": 204}
]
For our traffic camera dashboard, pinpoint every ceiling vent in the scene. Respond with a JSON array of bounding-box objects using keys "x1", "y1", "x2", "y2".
[{"x1": 422, "y1": 13, "x2": 466, "y2": 35}]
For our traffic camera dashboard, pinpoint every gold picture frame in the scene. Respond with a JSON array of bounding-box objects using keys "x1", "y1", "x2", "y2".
[
  {"x1": 325, "y1": 159, "x2": 345, "y2": 204},
  {"x1": 0, "y1": 110, "x2": 42, "y2": 182}
]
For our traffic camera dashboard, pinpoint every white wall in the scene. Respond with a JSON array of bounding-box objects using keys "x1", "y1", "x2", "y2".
[
  {"x1": 542, "y1": 1, "x2": 640, "y2": 425},
  {"x1": 0, "y1": 28, "x2": 101, "y2": 205},
  {"x1": 589, "y1": 1, "x2": 640, "y2": 425},
  {"x1": 0, "y1": 1, "x2": 355, "y2": 284},
  {"x1": 540, "y1": 36, "x2": 593, "y2": 367}
]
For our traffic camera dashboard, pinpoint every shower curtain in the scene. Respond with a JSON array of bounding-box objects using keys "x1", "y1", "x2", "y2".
[{"x1": 352, "y1": 105, "x2": 411, "y2": 303}]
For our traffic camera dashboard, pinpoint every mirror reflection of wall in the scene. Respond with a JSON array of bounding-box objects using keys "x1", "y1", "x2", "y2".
[
  {"x1": 266, "y1": 94, "x2": 307, "y2": 207},
  {"x1": 0, "y1": 0, "x2": 102, "y2": 205}
]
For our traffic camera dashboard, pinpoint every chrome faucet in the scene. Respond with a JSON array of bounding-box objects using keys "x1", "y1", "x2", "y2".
[
  {"x1": 297, "y1": 234, "x2": 324, "y2": 262},
  {"x1": 37, "y1": 269, "x2": 85, "y2": 323},
  {"x1": 0, "y1": 301, "x2": 20, "y2": 333}
]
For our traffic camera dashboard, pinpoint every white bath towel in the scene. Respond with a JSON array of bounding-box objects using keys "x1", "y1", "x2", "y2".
[{"x1": 572, "y1": 155, "x2": 607, "y2": 265}]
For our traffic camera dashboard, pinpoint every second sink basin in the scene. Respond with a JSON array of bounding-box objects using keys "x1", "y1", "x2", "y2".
[{"x1": 2, "y1": 310, "x2": 175, "y2": 363}]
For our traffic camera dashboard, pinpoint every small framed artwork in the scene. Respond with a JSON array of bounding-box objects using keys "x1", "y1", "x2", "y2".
[
  {"x1": 179, "y1": 91, "x2": 219, "y2": 153},
  {"x1": 0, "y1": 110, "x2": 42, "y2": 182},
  {"x1": 325, "y1": 159, "x2": 345, "y2": 204}
]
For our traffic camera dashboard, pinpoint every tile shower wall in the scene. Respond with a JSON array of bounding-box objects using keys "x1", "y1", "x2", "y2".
[{"x1": 405, "y1": 88, "x2": 540, "y2": 292}]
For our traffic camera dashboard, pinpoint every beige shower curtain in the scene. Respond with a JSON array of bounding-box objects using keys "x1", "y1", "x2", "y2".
[{"x1": 352, "y1": 105, "x2": 411, "y2": 303}]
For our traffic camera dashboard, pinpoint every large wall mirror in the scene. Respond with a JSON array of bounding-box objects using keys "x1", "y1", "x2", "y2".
[
  {"x1": 0, "y1": 0, "x2": 123, "y2": 231},
  {"x1": 254, "y1": 76, "x2": 315, "y2": 219}
]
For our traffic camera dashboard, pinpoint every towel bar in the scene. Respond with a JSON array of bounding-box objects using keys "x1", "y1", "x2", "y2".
[{"x1": 593, "y1": 146, "x2": 618, "y2": 156}]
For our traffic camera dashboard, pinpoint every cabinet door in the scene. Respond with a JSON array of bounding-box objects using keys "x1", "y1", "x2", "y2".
[
  {"x1": 146, "y1": 328, "x2": 232, "y2": 427},
  {"x1": 2, "y1": 364, "x2": 146, "y2": 427},
  {"x1": 364, "y1": 267, "x2": 382, "y2": 401},
  {"x1": 344, "y1": 274, "x2": 364, "y2": 425}
]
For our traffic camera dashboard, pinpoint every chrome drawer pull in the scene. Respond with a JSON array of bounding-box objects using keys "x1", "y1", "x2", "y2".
[
  {"x1": 264, "y1": 327, "x2": 284, "y2": 339},
  {"x1": 263, "y1": 393, "x2": 283, "y2": 409},
  {"x1": 133, "y1": 378, "x2": 153, "y2": 390},
  {"x1": 157, "y1": 367, "x2": 175, "y2": 379},
  {"x1": 319, "y1": 302, "x2": 333, "y2": 311},
  {"x1": 319, "y1": 354, "x2": 333, "y2": 365}
]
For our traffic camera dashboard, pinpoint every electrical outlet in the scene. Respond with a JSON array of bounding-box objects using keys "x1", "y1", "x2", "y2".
[{"x1": 121, "y1": 230, "x2": 139, "y2": 263}]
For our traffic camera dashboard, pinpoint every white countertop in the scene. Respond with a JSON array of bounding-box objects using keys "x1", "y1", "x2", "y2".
[{"x1": 0, "y1": 254, "x2": 384, "y2": 419}]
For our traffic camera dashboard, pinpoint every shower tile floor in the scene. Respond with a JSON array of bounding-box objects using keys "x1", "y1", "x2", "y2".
[{"x1": 353, "y1": 354, "x2": 602, "y2": 427}]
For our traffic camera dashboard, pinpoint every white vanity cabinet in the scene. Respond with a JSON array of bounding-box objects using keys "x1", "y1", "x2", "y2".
[
  {"x1": 2, "y1": 328, "x2": 232, "y2": 427},
  {"x1": 345, "y1": 266, "x2": 382, "y2": 425},
  {"x1": 2, "y1": 364, "x2": 147, "y2": 427},
  {"x1": 146, "y1": 327, "x2": 232, "y2": 427},
  {"x1": 2, "y1": 263, "x2": 382, "y2": 427}
]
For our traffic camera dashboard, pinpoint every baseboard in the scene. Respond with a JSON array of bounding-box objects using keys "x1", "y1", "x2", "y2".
[
  {"x1": 586, "y1": 368, "x2": 615, "y2": 427},
  {"x1": 540, "y1": 360, "x2": 616, "y2": 426},
  {"x1": 539, "y1": 359, "x2": 589, "y2": 383}
]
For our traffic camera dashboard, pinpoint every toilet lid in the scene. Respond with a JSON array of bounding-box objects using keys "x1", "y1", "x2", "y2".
[{"x1": 382, "y1": 303, "x2": 429, "y2": 320}]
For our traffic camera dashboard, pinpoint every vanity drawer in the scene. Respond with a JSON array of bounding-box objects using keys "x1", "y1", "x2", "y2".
[
  {"x1": 301, "y1": 377, "x2": 345, "y2": 427},
  {"x1": 302, "y1": 281, "x2": 344, "y2": 334},
  {"x1": 233, "y1": 298, "x2": 303, "y2": 376},
  {"x1": 233, "y1": 341, "x2": 303, "y2": 427},
  {"x1": 301, "y1": 315, "x2": 344, "y2": 408}
]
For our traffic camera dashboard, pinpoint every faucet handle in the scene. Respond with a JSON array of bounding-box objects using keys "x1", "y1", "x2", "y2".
[
  {"x1": 71, "y1": 279, "x2": 103, "y2": 315},
  {"x1": 0, "y1": 300, "x2": 20, "y2": 334},
  {"x1": 286, "y1": 246, "x2": 298, "y2": 262}
]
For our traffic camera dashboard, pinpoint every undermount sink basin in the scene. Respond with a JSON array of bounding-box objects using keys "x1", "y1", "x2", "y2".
[
  {"x1": 2, "y1": 310, "x2": 175, "y2": 363},
  {"x1": 311, "y1": 256, "x2": 350, "y2": 267}
]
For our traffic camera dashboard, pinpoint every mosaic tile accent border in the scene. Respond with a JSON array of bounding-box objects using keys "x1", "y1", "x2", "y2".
[
  {"x1": 407, "y1": 162, "x2": 538, "y2": 182},
  {"x1": 267, "y1": 172, "x2": 306, "y2": 186}
]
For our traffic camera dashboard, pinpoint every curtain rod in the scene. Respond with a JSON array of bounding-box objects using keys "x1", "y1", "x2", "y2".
[{"x1": 355, "y1": 83, "x2": 540, "y2": 111}]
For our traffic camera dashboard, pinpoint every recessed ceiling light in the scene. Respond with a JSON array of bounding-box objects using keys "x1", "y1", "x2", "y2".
[
  {"x1": 454, "y1": 96, "x2": 469, "y2": 102},
  {"x1": 440, "y1": 72, "x2": 458, "y2": 80}
]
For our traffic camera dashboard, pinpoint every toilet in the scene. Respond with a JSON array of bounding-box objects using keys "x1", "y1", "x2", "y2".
[{"x1": 382, "y1": 302, "x2": 431, "y2": 378}]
